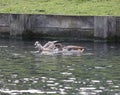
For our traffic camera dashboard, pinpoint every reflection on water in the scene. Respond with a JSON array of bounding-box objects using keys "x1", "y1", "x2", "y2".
[{"x1": 0, "y1": 39, "x2": 120, "y2": 95}]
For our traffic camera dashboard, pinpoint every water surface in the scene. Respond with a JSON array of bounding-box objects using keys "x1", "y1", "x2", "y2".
[{"x1": 0, "y1": 39, "x2": 120, "y2": 95}]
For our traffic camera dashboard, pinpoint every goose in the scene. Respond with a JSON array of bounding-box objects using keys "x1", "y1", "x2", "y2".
[
  {"x1": 54, "y1": 43, "x2": 85, "y2": 53},
  {"x1": 63, "y1": 45, "x2": 85, "y2": 53},
  {"x1": 34, "y1": 41, "x2": 58, "y2": 54},
  {"x1": 59, "y1": 45, "x2": 84, "y2": 56},
  {"x1": 54, "y1": 43, "x2": 85, "y2": 55}
]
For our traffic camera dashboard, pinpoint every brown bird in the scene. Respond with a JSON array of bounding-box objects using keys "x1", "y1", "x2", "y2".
[{"x1": 63, "y1": 45, "x2": 85, "y2": 53}]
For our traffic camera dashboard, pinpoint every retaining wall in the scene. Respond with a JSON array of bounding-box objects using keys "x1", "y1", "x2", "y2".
[{"x1": 0, "y1": 14, "x2": 119, "y2": 40}]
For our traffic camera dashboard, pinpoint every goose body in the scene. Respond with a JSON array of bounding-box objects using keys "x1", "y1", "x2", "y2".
[{"x1": 63, "y1": 45, "x2": 85, "y2": 53}]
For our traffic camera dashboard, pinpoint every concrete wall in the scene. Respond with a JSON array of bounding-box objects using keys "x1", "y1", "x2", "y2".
[
  {"x1": 0, "y1": 14, "x2": 119, "y2": 40},
  {"x1": 94, "y1": 16, "x2": 117, "y2": 39},
  {"x1": 0, "y1": 14, "x2": 10, "y2": 33},
  {"x1": 30, "y1": 15, "x2": 94, "y2": 38}
]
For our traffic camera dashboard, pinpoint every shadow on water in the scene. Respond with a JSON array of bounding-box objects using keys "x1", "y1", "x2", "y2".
[{"x1": 0, "y1": 38, "x2": 120, "y2": 95}]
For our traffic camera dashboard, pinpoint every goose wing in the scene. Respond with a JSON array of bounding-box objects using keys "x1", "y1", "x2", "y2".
[{"x1": 43, "y1": 41, "x2": 58, "y2": 49}]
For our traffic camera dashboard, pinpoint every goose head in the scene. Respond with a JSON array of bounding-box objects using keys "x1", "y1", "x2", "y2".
[{"x1": 34, "y1": 41, "x2": 43, "y2": 52}]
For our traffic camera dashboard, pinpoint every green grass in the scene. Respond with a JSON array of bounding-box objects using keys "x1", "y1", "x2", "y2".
[{"x1": 0, "y1": 0, "x2": 120, "y2": 16}]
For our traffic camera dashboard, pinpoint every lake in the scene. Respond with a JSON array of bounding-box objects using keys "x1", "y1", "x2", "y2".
[{"x1": 0, "y1": 39, "x2": 120, "y2": 95}]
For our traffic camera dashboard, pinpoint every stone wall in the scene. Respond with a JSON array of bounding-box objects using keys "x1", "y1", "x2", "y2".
[
  {"x1": 94, "y1": 16, "x2": 117, "y2": 39},
  {"x1": 0, "y1": 14, "x2": 119, "y2": 40},
  {"x1": 30, "y1": 15, "x2": 94, "y2": 38},
  {"x1": 0, "y1": 14, "x2": 10, "y2": 33}
]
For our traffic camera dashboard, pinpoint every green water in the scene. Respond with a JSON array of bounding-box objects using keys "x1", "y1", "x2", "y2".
[{"x1": 0, "y1": 39, "x2": 120, "y2": 95}]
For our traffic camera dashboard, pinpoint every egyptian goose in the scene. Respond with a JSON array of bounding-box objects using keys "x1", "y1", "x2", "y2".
[{"x1": 34, "y1": 41, "x2": 58, "y2": 53}]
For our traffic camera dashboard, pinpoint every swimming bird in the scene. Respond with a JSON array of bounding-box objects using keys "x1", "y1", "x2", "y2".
[
  {"x1": 63, "y1": 45, "x2": 85, "y2": 53},
  {"x1": 54, "y1": 43, "x2": 85, "y2": 52},
  {"x1": 34, "y1": 41, "x2": 58, "y2": 53}
]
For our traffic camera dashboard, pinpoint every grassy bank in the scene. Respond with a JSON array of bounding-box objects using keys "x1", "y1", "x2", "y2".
[{"x1": 0, "y1": 0, "x2": 120, "y2": 16}]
